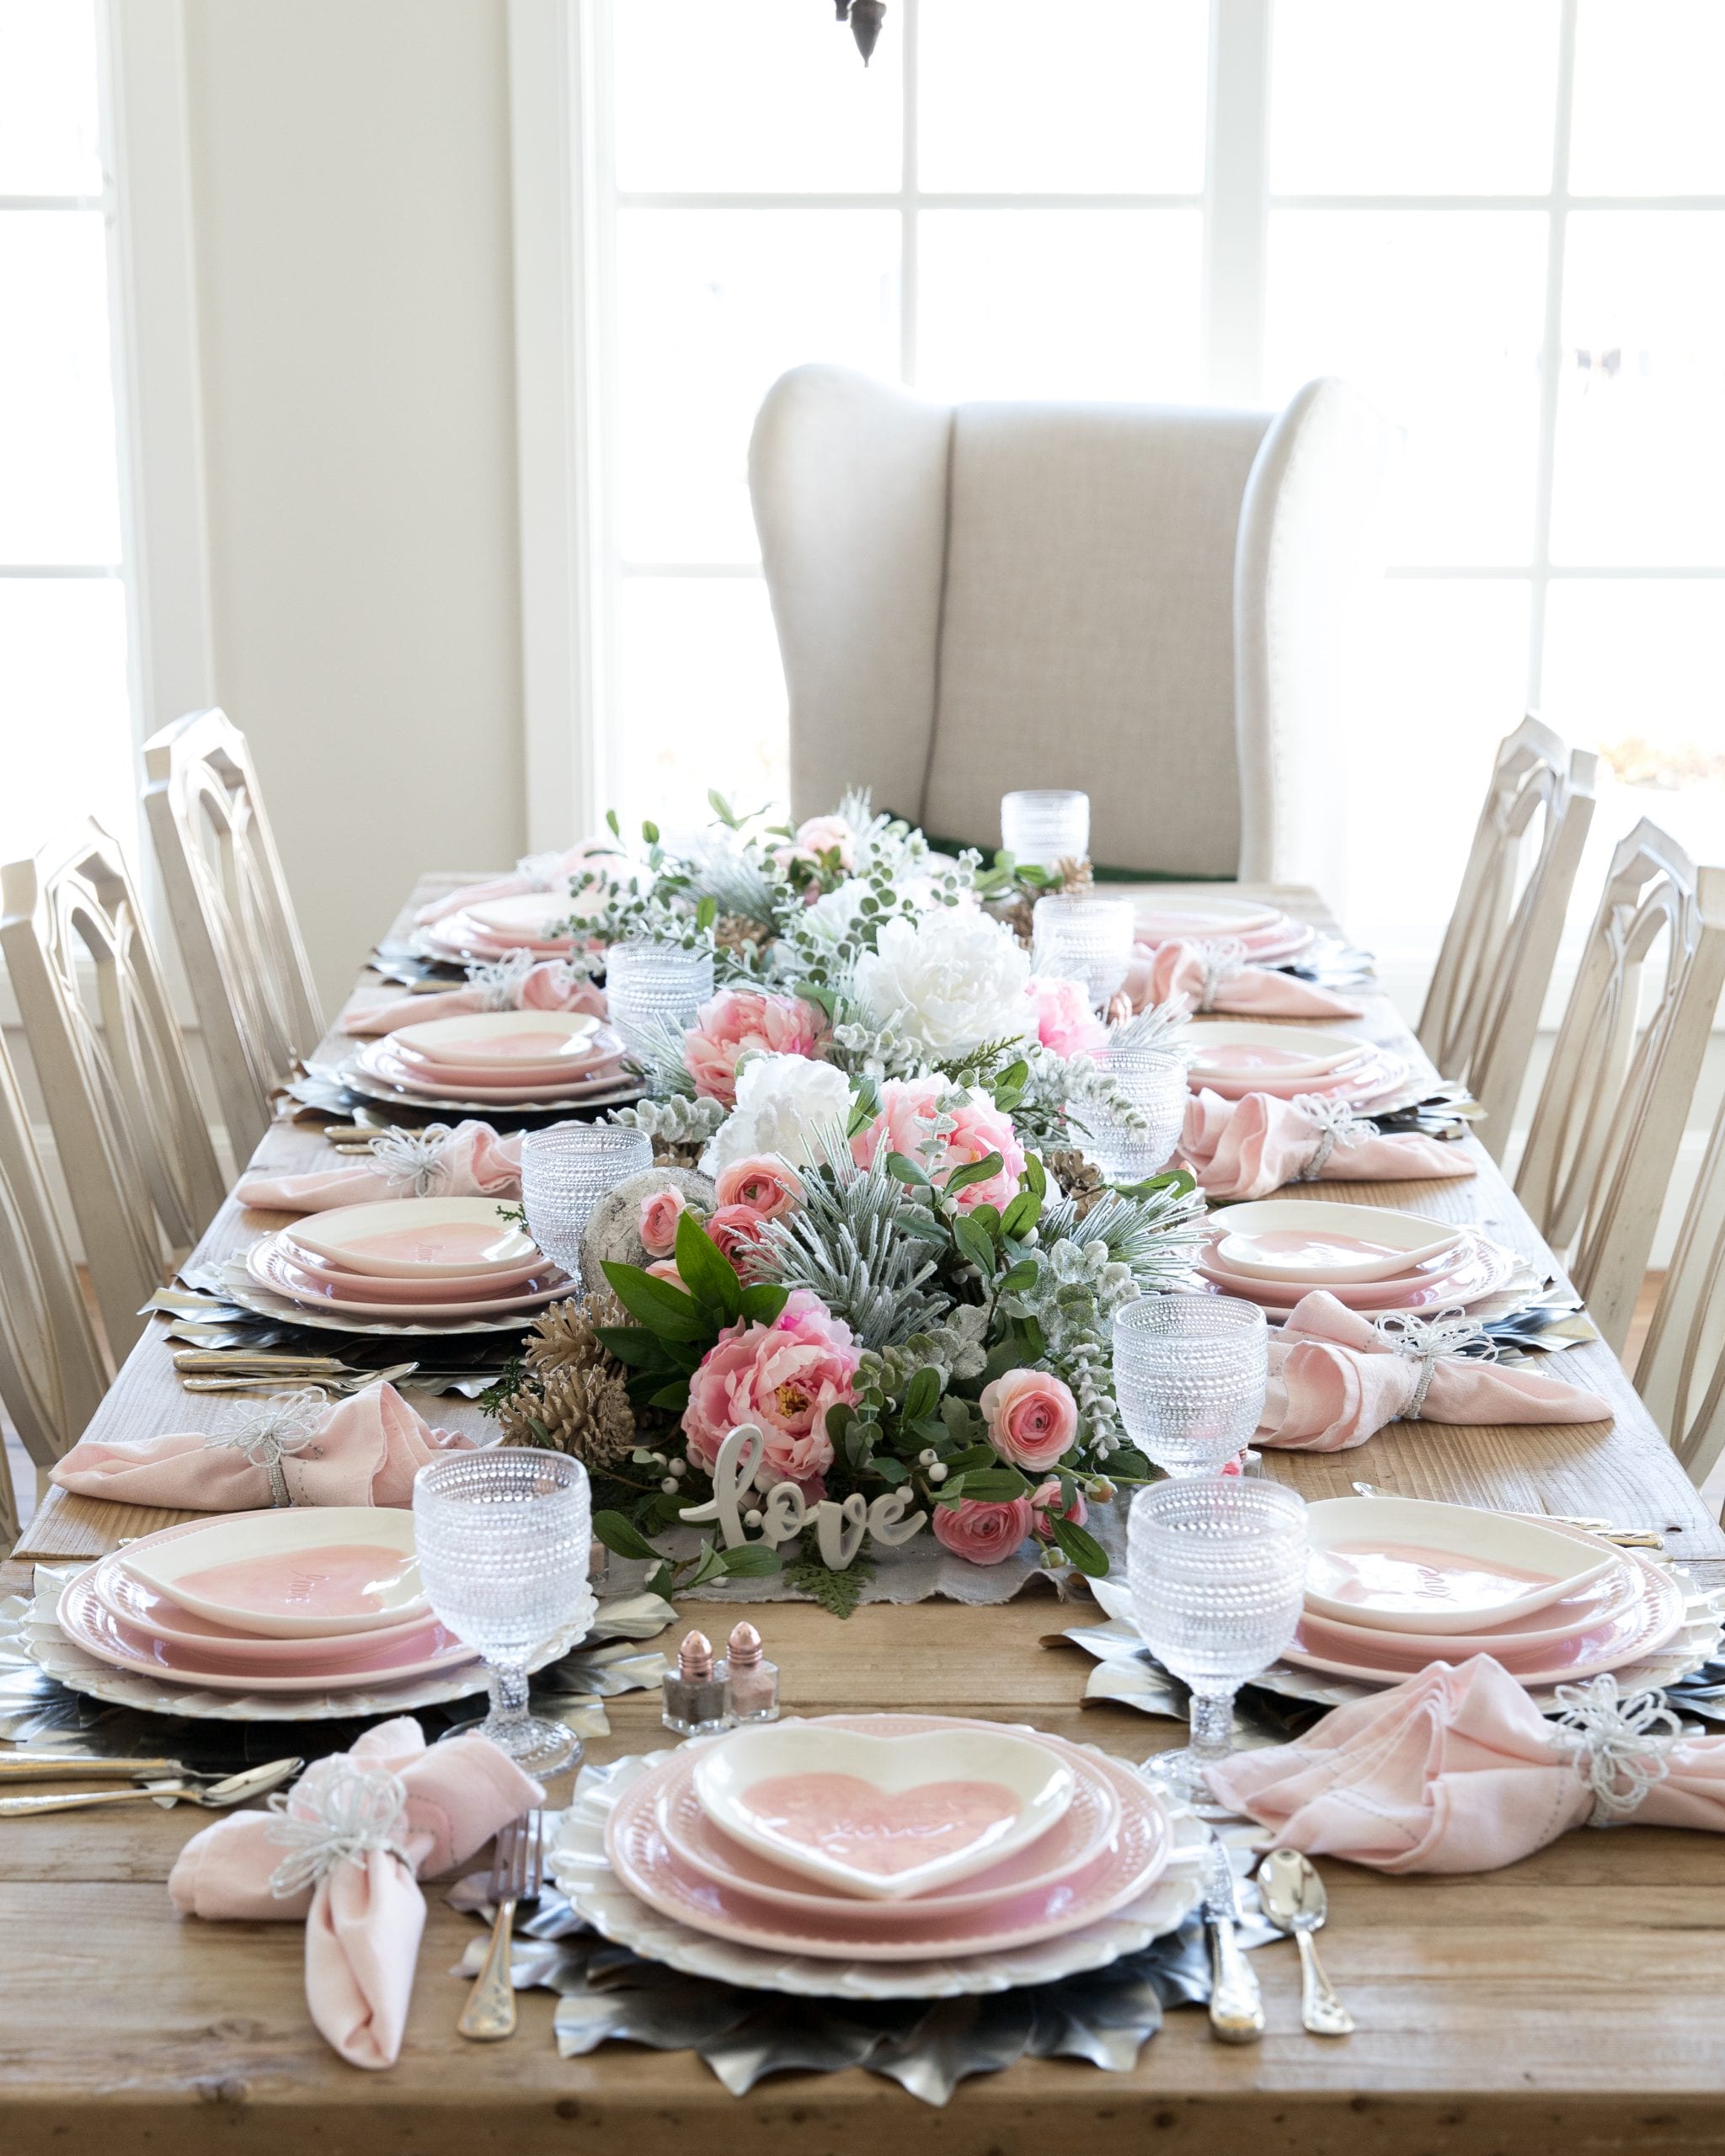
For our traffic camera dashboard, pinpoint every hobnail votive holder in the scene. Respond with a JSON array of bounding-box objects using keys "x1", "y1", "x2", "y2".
[
  {"x1": 1001, "y1": 789, "x2": 1090, "y2": 871},
  {"x1": 1112, "y1": 1293, "x2": 1268, "y2": 1478},
  {"x1": 413, "y1": 1448, "x2": 593, "y2": 1774},
  {"x1": 1076, "y1": 1043, "x2": 1187, "y2": 1181},
  {"x1": 1031, "y1": 894, "x2": 1135, "y2": 1006},
  {"x1": 1127, "y1": 1475, "x2": 1307, "y2": 1804},
  {"x1": 521, "y1": 1123, "x2": 653, "y2": 1275},
  {"x1": 605, "y1": 940, "x2": 715, "y2": 1062}
]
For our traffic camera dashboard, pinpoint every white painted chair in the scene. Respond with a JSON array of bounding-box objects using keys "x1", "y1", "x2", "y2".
[
  {"x1": 1515, "y1": 821, "x2": 1725, "y2": 1358},
  {"x1": 0, "y1": 822, "x2": 226, "y2": 1360},
  {"x1": 750, "y1": 366, "x2": 1389, "y2": 889},
  {"x1": 1637, "y1": 1089, "x2": 1725, "y2": 1489},
  {"x1": 143, "y1": 707, "x2": 322, "y2": 1159},
  {"x1": 1417, "y1": 716, "x2": 1598, "y2": 1159},
  {"x1": 0, "y1": 1030, "x2": 109, "y2": 1545}
]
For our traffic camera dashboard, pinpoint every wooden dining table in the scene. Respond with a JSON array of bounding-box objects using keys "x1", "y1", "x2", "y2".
[{"x1": 6, "y1": 875, "x2": 1725, "y2": 2156}]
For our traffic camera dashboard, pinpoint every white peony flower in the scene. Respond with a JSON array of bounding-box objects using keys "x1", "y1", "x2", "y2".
[
  {"x1": 853, "y1": 908, "x2": 1032, "y2": 1058},
  {"x1": 702, "y1": 1052, "x2": 857, "y2": 1176},
  {"x1": 801, "y1": 877, "x2": 869, "y2": 949}
]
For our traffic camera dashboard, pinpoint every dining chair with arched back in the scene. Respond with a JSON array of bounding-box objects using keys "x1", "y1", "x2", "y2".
[
  {"x1": 1637, "y1": 1086, "x2": 1725, "y2": 1492},
  {"x1": 143, "y1": 707, "x2": 323, "y2": 1160},
  {"x1": 1514, "y1": 821, "x2": 1725, "y2": 1358},
  {"x1": 0, "y1": 822, "x2": 226, "y2": 1360},
  {"x1": 1418, "y1": 715, "x2": 1598, "y2": 1159}
]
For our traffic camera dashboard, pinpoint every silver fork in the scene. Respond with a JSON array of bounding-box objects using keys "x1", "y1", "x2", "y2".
[{"x1": 457, "y1": 1810, "x2": 542, "y2": 2041}]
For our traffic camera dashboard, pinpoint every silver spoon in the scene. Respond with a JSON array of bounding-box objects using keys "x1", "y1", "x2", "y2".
[
  {"x1": 1257, "y1": 1848, "x2": 1354, "y2": 2036},
  {"x1": 0, "y1": 1758, "x2": 302, "y2": 1817}
]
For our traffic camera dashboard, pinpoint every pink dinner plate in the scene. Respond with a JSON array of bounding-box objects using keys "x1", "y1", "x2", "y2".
[
  {"x1": 443, "y1": 910, "x2": 576, "y2": 953},
  {"x1": 56, "y1": 1569, "x2": 479, "y2": 1691},
  {"x1": 250, "y1": 1235, "x2": 572, "y2": 1319},
  {"x1": 1135, "y1": 900, "x2": 1285, "y2": 940},
  {"x1": 395, "y1": 1012, "x2": 606, "y2": 1068},
  {"x1": 1280, "y1": 1549, "x2": 1685, "y2": 1687},
  {"x1": 653, "y1": 1734, "x2": 1124, "y2": 1920},
  {"x1": 1196, "y1": 1230, "x2": 1515, "y2": 1310},
  {"x1": 356, "y1": 1040, "x2": 630, "y2": 1105},
  {"x1": 1298, "y1": 1558, "x2": 1642, "y2": 1658},
  {"x1": 463, "y1": 894, "x2": 585, "y2": 941},
  {"x1": 606, "y1": 1726, "x2": 1172, "y2": 1960},
  {"x1": 421, "y1": 921, "x2": 577, "y2": 964},
  {"x1": 275, "y1": 1235, "x2": 549, "y2": 1299},
  {"x1": 93, "y1": 1545, "x2": 445, "y2": 1664}
]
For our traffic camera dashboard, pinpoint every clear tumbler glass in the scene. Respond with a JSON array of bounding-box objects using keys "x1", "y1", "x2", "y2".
[
  {"x1": 1031, "y1": 894, "x2": 1135, "y2": 1006},
  {"x1": 605, "y1": 940, "x2": 715, "y2": 1064},
  {"x1": 1001, "y1": 789, "x2": 1090, "y2": 870},
  {"x1": 521, "y1": 1123, "x2": 653, "y2": 1276},
  {"x1": 1076, "y1": 1043, "x2": 1187, "y2": 1180}
]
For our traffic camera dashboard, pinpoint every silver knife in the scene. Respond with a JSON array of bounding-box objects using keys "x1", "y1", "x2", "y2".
[{"x1": 1202, "y1": 1837, "x2": 1265, "y2": 2043}]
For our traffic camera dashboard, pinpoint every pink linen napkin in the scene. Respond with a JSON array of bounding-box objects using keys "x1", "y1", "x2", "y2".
[
  {"x1": 1205, "y1": 1656, "x2": 1725, "y2": 1872},
  {"x1": 50, "y1": 1381, "x2": 474, "y2": 1509},
  {"x1": 1125, "y1": 938, "x2": 1363, "y2": 1020},
  {"x1": 1181, "y1": 1087, "x2": 1476, "y2": 1200},
  {"x1": 414, "y1": 842, "x2": 609, "y2": 926},
  {"x1": 170, "y1": 1718, "x2": 542, "y2": 2068},
  {"x1": 237, "y1": 1120, "x2": 524, "y2": 1212},
  {"x1": 1257, "y1": 1290, "x2": 1612, "y2": 1452},
  {"x1": 341, "y1": 961, "x2": 606, "y2": 1037}
]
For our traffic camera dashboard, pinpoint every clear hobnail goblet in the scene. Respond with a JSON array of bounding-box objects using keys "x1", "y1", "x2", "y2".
[
  {"x1": 521, "y1": 1123, "x2": 652, "y2": 1276},
  {"x1": 1031, "y1": 894, "x2": 1135, "y2": 1006},
  {"x1": 1001, "y1": 788, "x2": 1091, "y2": 871},
  {"x1": 1128, "y1": 1475, "x2": 1308, "y2": 1804},
  {"x1": 1112, "y1": 1294, "x2": 1268, "y2": 1477},
  {"x1": 413, "y1": 1448, "x2": 593, "y2": 1774},
  {"x1": 1076, "y1": 1044, "x2": 1187, "y2": 1181},
  {"x1": 605, "y1": 939, "x2": 715, "y2": 1064}
]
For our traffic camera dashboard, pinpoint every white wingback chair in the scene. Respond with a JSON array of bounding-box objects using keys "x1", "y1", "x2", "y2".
[{"x1": 750, "y1": 366, "x2": 1388, "y2": 885}]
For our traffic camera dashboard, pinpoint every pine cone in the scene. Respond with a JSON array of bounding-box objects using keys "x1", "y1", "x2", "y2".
[
  {"x1": 1004, "y1": 894, "x2": 1034, "y2": 948},
  {"x1": 651, "y1": 1137, "x2": 708, "y2": 1170},
  {"x1": 499, "y1": 1363, "x2": 638, "y2": 1470},
  {"x1": 1047, "y1": 1145, "x2": 1108, "y2": 1218},
  {"x1": 713, "y1": 911, "x2": 771, "y2": 957},
  {"x1": 524, "y1": 1289, "x2": 626, "y2": 1378},
  {"x1": 1057, "y1": 856, "x2": 1095, "y2": 894}
]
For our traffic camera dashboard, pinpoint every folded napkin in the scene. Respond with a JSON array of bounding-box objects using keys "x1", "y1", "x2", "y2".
[
  {"x1": 238, "y1": 1120, "x2": 524, "y2": 1212},
  {"x1": 342, "y1": 958, "x2": 606, "y2": 1037},
  {"x1": 414, "y1": 843, "x2": 608, "y2": 926},
  {"x1": 171, "y1": 1718, "x2": 542, "y2": 2067},
  {"x1": 1125, "y1": 938, "x2": 1362, "y2": 1020},
  {"x1": 1181, "y1": 1086, "x2": 1476, "y2": 1200},
  {"x1": 1206, "y1": 1657, "x2": 1725, "y2": 1872},
  {"x1": 50, "y1": 1381, "x2": 474, "y2": 1510},
  {"x1": 1258, "y1": 1291, "x2": 1612, "y2": 1452}
]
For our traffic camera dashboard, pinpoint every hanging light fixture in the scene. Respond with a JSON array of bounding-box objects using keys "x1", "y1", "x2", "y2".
[{"x1": 833, "y1": 1, "x2": 887, "y2": 67}]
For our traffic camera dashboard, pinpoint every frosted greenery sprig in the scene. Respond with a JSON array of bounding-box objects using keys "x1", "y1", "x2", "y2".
[{"x1": 608, "y1": 1093, "x2": 724, "y2": 1145}]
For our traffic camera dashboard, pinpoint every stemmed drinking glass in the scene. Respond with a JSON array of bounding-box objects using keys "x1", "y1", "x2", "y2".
[
  {"x1": 414, "y1": 1449, "x2": 593, "y2": 1774},
  {"x1": 520, "y1": 1123, "x2": 653, "y2": 1278},
  {"x1": 1128, "y1": 1476, "x2": 1308, "y2": 1804},
  {"x1": 1112, "y1": 1294, "x2": 1268, "y2": 1477}
]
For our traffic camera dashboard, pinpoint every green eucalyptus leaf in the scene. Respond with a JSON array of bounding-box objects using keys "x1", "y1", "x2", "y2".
[
  {"x1": 884, "y1": 1150, "x2": 931, "y2": 1187},
  {"x1": 902, "y1": 1365, "x2": 941, "y2": 1421},
  {"x1": 1001, "y1": 1191, "x2": 1041, "y2": 1241},
  {"x1": 1050, "y1": 1514, "x2": 1110, "y2": 1577},
  {"x1": 952, "y1": 1215, "x2": 996, "y2": 1271}
]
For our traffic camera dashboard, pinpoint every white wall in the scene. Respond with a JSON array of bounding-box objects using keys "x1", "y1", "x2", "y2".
[{"x1": 181, "y1": 0, "x2": 525, "y2": 1013}]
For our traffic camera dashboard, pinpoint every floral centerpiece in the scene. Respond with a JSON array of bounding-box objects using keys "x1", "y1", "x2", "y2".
[{"x1": 484, "y1": 792, "x2": 1203, "y2": 1605}]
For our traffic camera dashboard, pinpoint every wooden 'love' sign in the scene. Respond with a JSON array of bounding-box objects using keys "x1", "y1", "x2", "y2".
[{"x1": 677, "y1": 1424, "x2": 929, "y2": 1570}]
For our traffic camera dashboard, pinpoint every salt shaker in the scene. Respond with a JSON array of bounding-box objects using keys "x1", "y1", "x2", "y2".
[
  {"x1": 660, "y1": 1629, "x2": 731, "y2": 1737},
  {"x1": 722, "y1": 1621, "x2": 780, "y2": 1723}
]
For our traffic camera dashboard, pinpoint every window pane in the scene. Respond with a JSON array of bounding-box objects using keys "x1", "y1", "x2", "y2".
[
  {"x1": 916, "y1": 210, "x2": 1202, "y2": 400},
  {"x1": 1271, "y1": 1, "x2": 1559, "y2": 195},
  {"x1": 918, "y1": 0, "x2": 1209, "y2": 195},
  {"x1": 617, "y1": 209, "x2": 900, "y2": 563},
  {"x1": 612, "y1": 577, "x2": 788, "y2": 836},
  {"x1": 1265, "y1": 211, "x2": 1546, "y2": 565},
  {"x1": 1571, "y1": 0, "x2": 1725, "y2": 195},
  {"x1": 1543, "y1": 580, "x2": 1725, "y2": 863},
  {"x1": 0, "y1": 209, "x2": 121, "y2": 563},
  {"x1": 1550, "y1": 213, "x2": 1725, "y2": 566},
  {"x1": 611, "y1": 0, "x2": 900, "y2": 195},
  {"x1": 0, "y1": 0, "x2": 102, "y2": 196},
  {"x1": 0, "y1": 579, "x2": 133, "y2": 860}
]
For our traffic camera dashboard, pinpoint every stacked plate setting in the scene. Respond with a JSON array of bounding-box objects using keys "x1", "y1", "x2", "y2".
[
  {"x1": 52, "y1": 1508, "x2": 483, "y2": 1698},
  {"x1": 349, "y1": 1010, "x2": 633, "y2": 1113},
  {"x1": 1186, "y1": 1020, "x2": 1412, "y2": 1109},
  {"x1": 1284, "y1": 1495, "x2": 1689, "y2": 1690},
  {"x1": 591, "y1": 1714, "x2": 1186, "y2": 1966},
  {"x1": 247, "y1": 1195, "x2": 574, "y2": 1326},
  {"x1": 1196, "y1": 1198, "x2": 1520, "y2": 1321},
  {"x1": 1134, "y1": 895, "x2": 1316, "y2": 967},
  {"x1": 419, "y1": 892, "x2": 587, "y2": 967}
]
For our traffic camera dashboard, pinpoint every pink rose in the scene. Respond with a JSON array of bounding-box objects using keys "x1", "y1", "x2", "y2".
[
  {"x1": 1030, "y1": 1477, "x2": 1088, "y2": 1535},
  {"x1": 932, "y1": 1497, "x2": 1037, "y2": 1566},
  {"x1": 638, "y1": 1187, "x2": 690, "y2": 1258},
  {"x1": 852, "y1": 1079, "x2": 1027, "y2": 1214},
  {"x1": 980, "y1": 1369, "x2": 1080, "y2": 1470},
  {"x1": 714, "y1": 1155, "x2": 804, "y2": 1219},
  {"x1": 683, "y1": 989, "x2": 829, "y2": 1108},
  {"x1": 1025, "y1": 974, "x2": 1106, "y2": 1058},
  {"x1": 682, "y1": 1289, "x2": 859, "y2": 1483},
  {"x1": 707, "y1": 1202, "x2": 772, "y2": 1270}
]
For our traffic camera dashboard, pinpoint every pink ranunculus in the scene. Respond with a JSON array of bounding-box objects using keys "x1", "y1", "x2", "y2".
[
  {"x1": 1025, "y1": 974, "x2": 1106, "y2": 1058},
  {"x1": 932, "y1": 1497, "x2": 1037, "y2": 1566},
  {"x1": 850, "y1": 1075, "x2": 943, "y2": 1173},
  {"x1": 1030, "y1": 1477, "x2": 1088, "y2": 1535},
  {"x1": 706, "y1": 1202, "x2": 772, "y2": 1271},
  {"x1": 851, "y1": 1079, "x2": 1026, "y2": 1213},
  {"x1": 980, "y1": 1368, "x2": 1080, "y2": 1472},
  {"x1": 714, "y1": 1155, "x2": 804, "y2": 1219},
  {"x1": 682, "y1": 1289, "x2": 859, "y2": 1482},
  {"x1": 638, "y1": 1187, "x2": 690, "y2": 1258},
  {"x1": 645, "y1": 1258, "x2": 686, "y2": 1289},
  {"x1": 682, "y1": 989, "x2": 829, "y2": 1108},
  {"x1": 789, "y1": 814, "x2": 856, "y2": 869}
]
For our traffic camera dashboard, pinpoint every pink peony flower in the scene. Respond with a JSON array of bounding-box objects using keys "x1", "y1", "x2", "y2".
[
  {"x1": 682, "y1": 1288, "x2": 859, "y2": 1485},
  {"x1": 638, "y1": 1187, "x2": 690, "y2": 1258},
  {"x1": 707, "y1": 1202, "x2": 772, "y2": 1270},
  {"x1": 852, "y1": 1079, "x2": 1027, "y2": 1214},
  {"x1": 980, "y1": 1368, "x2": 1080, "y2": 1471},
  {"x1": 1025, "y1": 974, "x2": 1106, "y2": 1058},
  {"x1": 713, "y1": 1154, "x2": 804, "y2": 1220},
  {"x1": 683, "y1": 989, "x2": 829, "y2": 1108},
  {"x1": 932, "y1": 1497, "x2": 1037, "y2": 1566}
]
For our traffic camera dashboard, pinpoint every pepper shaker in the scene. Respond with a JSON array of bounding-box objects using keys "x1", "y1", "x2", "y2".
[
  {"x1": 660, "y1": 1629, "x2": 731, "y2": 1737},
  {"x1": 722, "y1": 1621, "x2": 780, "y2": 1723}
]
